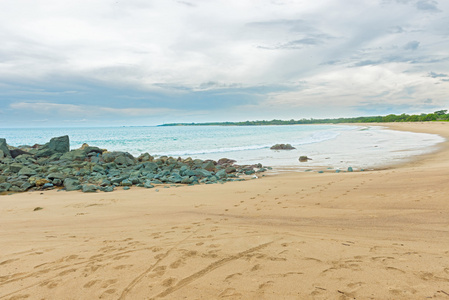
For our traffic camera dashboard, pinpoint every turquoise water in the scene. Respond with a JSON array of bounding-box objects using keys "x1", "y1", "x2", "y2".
[{"x1": 0, "y1": 125, "x2": 444, "y2": 170}]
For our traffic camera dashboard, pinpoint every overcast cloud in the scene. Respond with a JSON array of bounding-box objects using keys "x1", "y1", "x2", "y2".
[{"x1": 0, "y1": 0, "x2": 448, "y2": 127}]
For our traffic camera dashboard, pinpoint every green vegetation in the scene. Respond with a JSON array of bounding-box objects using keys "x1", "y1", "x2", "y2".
[{"x1": 160, "y1": 110, "x2": 449, "y2": 126}]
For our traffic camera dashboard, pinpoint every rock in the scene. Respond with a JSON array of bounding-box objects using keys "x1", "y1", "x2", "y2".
[
  {"x1": 129, "y1": 177, "x2": 141, "y2": 184},
  {"x1": 48, "y1": 135, "x2": 70, "y2": 153},
  {"x1": 64, "y1": 178, "x2": 81, "y2": 191},
  {"x1": 35, "y1": 136, "x2": 70, "y2": 157},
  {"x1": 90, "y1": 156, "x2": 102, "y2": 164},
  {"x1": 47, "y1": 173, "x2": 65, "y2": 180},
  {"x1": 18, "y1": 166, "x2": 37, "y2": 177},
  {"x1": 299, "y1": 156, "x2": 312, "y2": 162},
  {"x1": 79, "y1": 143, "x2": 90, "y2": 150},
  {"x1": 92, "y1": 165, "x2": 105, "y2": 173},
  {"x1": 42, "y1": 183, "x2": 54, "y2": 189},
  {"x1": 52, "y1": 179, "x2": 63, "y2": 186},
  {"x1": 35, "y1": 178, "x2": 50, "y2": 186},
  {"x1": 137, "y1": 153, "x2": 154, "y2": 162},
  {"x1": 20, "y1": 182, "x2": 33, "y2": 191},
  {"x1": 0, "y1": 182, "x2": 12, "y2": 192},
  {"x1": 100, "y1": 179, "x2": 111, "y2": 187},
  {"x1": 225, "y1": 166, "x2": 237, "y2": 174},
  {"x1": 102, "y1": 152, "x2": 115, "y2": 163},
  {"x1": 110, "y1": 176, "x2": 128, "y2": 184},
  {"x1": 217, "y1": 158, "x2": 236, "y2": 165},
  {"x1": 143, "y1": 162, "x2": 158, "y2": 172},
  {"x1": 104, "y1": 152, "x2": 135, "y2": 166},
  {"x1": 9, "y1": 163, "x2": 24, "y2": 173},
  {"x1": 0, "y1": 150, "x2": 4, "y2": 159},
  {"x1": 196, "y1": 169, "x2": 212, "y2": 177},
  {"x1": 144, "y1": 181, "x2": 154, "y2": 188},
  {"x1": 215, "y1": 169, "x2": 227, "y2": 178},
  {"x1": 10, "y1": 148, "x2": 32, "y2": 158},
  {"x1": 193, "y1": 159, "x2": 203, "y2": 166},
  {"x1": 180, "y1": 176, "x2": 194, "y2": 184},
  {"x1": 0, "y1": 138, "x2": 11, "y2": 158},
  {"x1": 83, "y1": 146, "x2": 104, "y2": 155},
  {"x1": 121, "y1": 179, "x2": 133, "y2": 186},
  {"x1": 270, "y1": 143, "x2": 296, "y2": 150},
  {"x1": 8, "y1": 186, "x2": 22, "y2": 192},
  {"x1": 99, "y1": 186, "x2": 114, "y2": 192},
  {"x1": 168, "y1": 174, "x2": 182, "y2": 183},
  {"x1": 82, "y1": 184, "x2": 97, "y2": 193},
  {"x1": 60, "y1": 150, "x2": 87, "y2": 161},
  {"x1": 202, "y1": 161, "x2": 216, "y2": 172}
]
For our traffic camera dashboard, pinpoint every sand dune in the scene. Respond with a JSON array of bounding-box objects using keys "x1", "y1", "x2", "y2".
[{"x1": 1, "y1": 122, "x2": 449, "y2": 299}]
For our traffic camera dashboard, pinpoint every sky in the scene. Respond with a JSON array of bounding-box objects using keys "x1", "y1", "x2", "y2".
[{"x1": 1, "y1": 0, "x2": 448, "y2": 127}]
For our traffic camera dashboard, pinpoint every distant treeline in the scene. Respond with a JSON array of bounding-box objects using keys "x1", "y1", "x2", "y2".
[{"x1": 160, "y1": 110, "x2": 449, "y2": 126}]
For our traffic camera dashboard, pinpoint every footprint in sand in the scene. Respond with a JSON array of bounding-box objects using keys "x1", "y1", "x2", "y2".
[
  {"x1": 84, "y1": 279, "x2": 100, "y2": 288},
  {"x1": 218, "y1": 288, "x2": 242, "y2": 298},
  {"x1": 162, "y1": 277, "x2": 177, "y2": 287},
  {"x1": 101, "y1": 279, "x2": 118, "y2": 288},
  {"x1": 251, "y1": 264, "x2": 261, "y2": 271}
]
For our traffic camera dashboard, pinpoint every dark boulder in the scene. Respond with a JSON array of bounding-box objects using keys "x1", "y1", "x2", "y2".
[
  {"x1": 270, "y1": 144, "x2": 296, "y2": 150},
  {"x1": 299, "y1": 156, "x2": 312, "y2": 162},
  {"x1": 10, "y1": 148, "x2": 32, "y2": 159}
]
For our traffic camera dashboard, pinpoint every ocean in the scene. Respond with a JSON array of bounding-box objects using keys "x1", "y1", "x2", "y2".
[{"x1": 0, "y1": 125, "x2": 444, "y2": 171}]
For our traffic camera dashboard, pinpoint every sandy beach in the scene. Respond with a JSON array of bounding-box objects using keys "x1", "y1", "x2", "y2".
[{"x1": 1, "y1": 122, "x2": 449, "y2": 300}]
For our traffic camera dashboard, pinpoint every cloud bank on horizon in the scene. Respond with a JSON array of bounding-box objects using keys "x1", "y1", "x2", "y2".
[{"x1": 0, "y1": 0, "x2": 448, "y2": 127}]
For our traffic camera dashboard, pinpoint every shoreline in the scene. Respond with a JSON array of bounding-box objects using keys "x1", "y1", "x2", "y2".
[
  {"x1": 1, "y1": 122, "x2": 449, "y2": 299},
  {"x1": 264, "y1": 122, "x2": 447, "y2": 174}
]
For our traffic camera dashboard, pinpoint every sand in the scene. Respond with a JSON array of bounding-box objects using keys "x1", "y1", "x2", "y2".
[{"x1": 1, "y1": 122, "x2": 449, "y2": 300}]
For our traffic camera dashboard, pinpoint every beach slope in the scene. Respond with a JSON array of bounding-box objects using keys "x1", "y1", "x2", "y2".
[{"x1": 1, "y1": 122, "x2": 449, "y2": 299}]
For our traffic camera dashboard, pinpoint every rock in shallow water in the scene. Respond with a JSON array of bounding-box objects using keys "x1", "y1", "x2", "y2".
[{"x1": 271, "y1": 143, "x2": 296, "y2": 150}]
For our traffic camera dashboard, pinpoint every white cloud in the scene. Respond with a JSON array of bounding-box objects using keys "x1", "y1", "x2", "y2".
[
  {"x1": 1, "y1": 0, "x2": 449, "y2": 124},
  {"x1": 10, "y1": 102, "x2": 176, "y2": 117}
]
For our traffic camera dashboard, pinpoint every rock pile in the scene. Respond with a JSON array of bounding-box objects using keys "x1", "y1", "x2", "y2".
[{"x1": 0, "y1": 136, "x2": 269, "y2": 194}]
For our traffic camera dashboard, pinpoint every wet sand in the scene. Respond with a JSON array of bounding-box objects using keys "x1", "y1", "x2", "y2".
[{"x1": 1, "y1": 122, "x2": 449, "y2": 299}]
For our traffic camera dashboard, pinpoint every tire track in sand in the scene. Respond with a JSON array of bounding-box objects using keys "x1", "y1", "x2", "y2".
[
  {"x1": 150, "y1": 240, "x2": 275, "y2": 299},
  {"x1": 118, "y1": 230, "x2": 199, "y2": 300}
]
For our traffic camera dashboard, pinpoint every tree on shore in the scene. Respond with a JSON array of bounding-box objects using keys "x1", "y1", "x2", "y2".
[{"x1": 160, "y1": 110, "x2": 449, "y2": 126}]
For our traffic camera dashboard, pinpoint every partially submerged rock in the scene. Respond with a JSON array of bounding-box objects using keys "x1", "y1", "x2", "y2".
[
  {"x1": 299, "y1": 156, "x2": 312, "y2": 162},
  {"x1": 270, "y1": 143, "x2": 296, "y2": 150}
]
